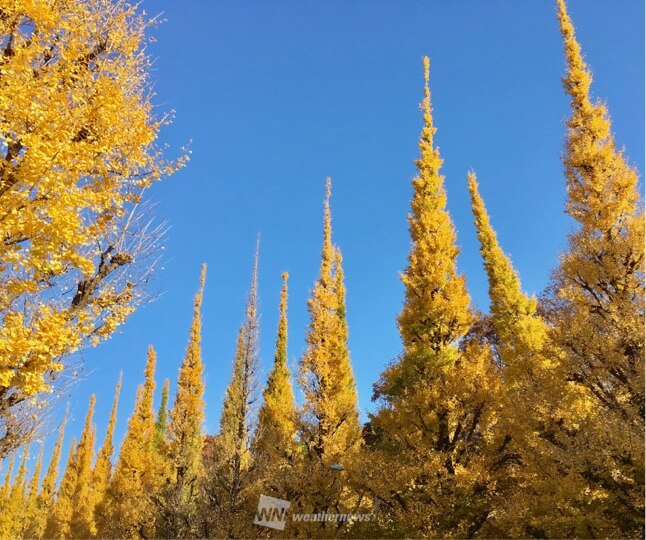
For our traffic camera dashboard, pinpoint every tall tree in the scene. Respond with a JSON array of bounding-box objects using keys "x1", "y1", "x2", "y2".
[
  {"x1": 47, "y1": 398, "x2": 97, "y2": 540},
  {"x1": 205, "y1": 246, "x2": 261, "y2": 538},
  {"x1": 27, "y1": 444, "x2": 44, "y2": 509},
  {"x1": 554, "y1": 0, "x2": 644, "y2": 421},
  {"x1": 159, "y1": 265, "x2": 207, "y2": 538},
  {"x1": 467, "y1": 171, "x2": 581, "y2": 537},
  {"x1": 45, "y1": 438, "x2": 78, "y2": 539},
  {"x1": 294, "y1": 179, "x2": 362, "y2": 536},
  {"x1": 12, "y1": 444, "x2": 29, "y2": 504},
  {"x1": 252, "y1": 272, "x2": 297, "y2": 489},
  {"x1": 0, "y1": 452, "x2": 16, "y2": 535},
  {"x1": 98, "y1": 346, "x2": 163, "y2": 538},
  {"x1": 22, "y1": 444, "x2": 44, "y2": 538},
  {"x1": 396, "y1": 56, "x2": 473, "y2": 371},
  {"x1": 154, "y1": 378, "x2": 170, "y2": 453},
  {"x1": 90, "y1": 374, "x2": 122, "y2": 535},
  {"x1": 0, "y1": 452, "x2": 15, "y2": 500},
  {"x1": 70, "y1": 395, "x2": 97, "y2": 538},
  {"x1": 0, "y1": 445, "x2": 29, "y2": 538},
  {"x1": 248, "y1": 271, "x2": 300, "y2": 536},
  {"x1": 541, "y1": 1, "x2": 645, "y2": 535},
  {"x1": 467, "y1": 171, "x2": 549, "y2": 372},
  {"x1": 0, "y1": 0, "x2": 185, "y2": 459},
  {"x1": 365, "y1": 58, "x2": 501, "y2": 538},
  {"x1": 299, "y1": 178, "x2": 361, "y2": 465},
  {"x1": 30, "y1": 420, "x2": 66, "y2": 538}
]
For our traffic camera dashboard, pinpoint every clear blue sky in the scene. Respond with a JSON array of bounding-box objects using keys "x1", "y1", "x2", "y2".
[{"x1": 21, "y1": 1, "x2": 645, "y2": 476}]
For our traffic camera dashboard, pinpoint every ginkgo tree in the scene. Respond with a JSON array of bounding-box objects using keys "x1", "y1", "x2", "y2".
[
  {"x1": 0, "y1": 0, "x2": 186, "y2": 457},
  {"x1": 0, "y1": 1, "x2": 642, "y2": 539}
]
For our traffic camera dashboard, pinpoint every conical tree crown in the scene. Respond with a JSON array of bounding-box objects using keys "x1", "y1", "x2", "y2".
[
  {"x1": 97, "y1": 346, "x2": 161, "y2": 538},
  {"x1": 397, "y1": 57, "x2": 473, "y2": 364},
  {"x1": 159, "y1": 266, "x2": 207, "y2": 539},
  {"x1": 142, "y1": 347, "x2": 156, "y2": 416},
  {"x1": 46, "y1": 438, "x2": 78, "y2": 539},
  {"x1": 220, "y1": 244, "x2": 260, "y2": 469},
  {"x1": 154, "y1": 377, "x2": 170, "y2": 452},
  {"x1": 22, "y1": 444, "x2": 44, "y2": 538},
  {"x1": 220, "y1": 329, "x2": 247, "y2": 449},
  {"x1": 553, "y1": 0, "x2": 644, "y2": 420},
  {"x1": 94, "y1": 374, "x2": 122, "y2": 492},
  {"x1": 208, "y1": 244, "x2": 262, "y2": 539},
  {"x1": 548, "y1": 3, "x2": 644, "y2": 534},
  {"x1": 555, "y1": 0, "x2": 644, "y2": 328},
  {"x1": 11, "y1": 444, "x2": 29, "y2": 502},
  {"x1": 254, "y1": 271, "x2": 297, "y2": 461},
  {"x1": 32, "y1": 420, "x2": 66, "y2": 538},
  {"x1": 1, "y1": 445, "x2": 29, "y2": 537},
  {"x1": 28, "y1": 444, "x2": 44, "y2": 502},
  {"x1": 1, "y1": 453, "x2": 15, "y2": 498},
  {"x1": 41, "y1": 420, "x2": 65, "y2": 502},
  {"x1": 0, "y1": 453, "x2": 16, "y2": 537},
  {"x1": 88, "y1": 373, "x2": 122, "y2": 537},
  {"x1": 365, "y1": 59, "x2": 502, "y2": 538},
  {"x1": 375, "y1": 58, "x2": 473, "y2": 404},
  {"x1": 467, "y1": 171, "x2": 548, "y2": 365},
  {"x1": 555, "y1": 0, "x2": 644, "y2": 362},
  {"x1": 556, "y1": 0, "x2": 641, "y2": 231},
  {"x1": 168, "y1": 264, "x2": 207, "y2": 484},
  {"x1": 299, "y1": 178, "x2": 361, "y2": 465},
  {"x1": 46, "y1": 399, "x2": 94, "y2": 539},
  {"x1": 70, "y1": 394, "x2": 97, "y2": 538}
]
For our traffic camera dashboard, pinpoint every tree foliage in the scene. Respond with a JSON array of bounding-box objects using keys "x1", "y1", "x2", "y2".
[
  {"x1": 97, "y1": 346, "x2": 164, "y2": 538},
  {"x1": 160, "y1": 264, "x2": 207, "y2": 538},
  {"x1": 363, "y1": 58, "x2": 502, "y2": 538},
  {"x1": 252, "y1": 272, "x2": 297, "y2": 487},
  {"x1": 0, "y1": 1, "x2": 642, "y2": 539},
  {"x1": 204, "y1": 247, "x2": 260, "y2": 538},
  {"x1": 0, "y1": 0, "x2": 185, "y2": 459}
]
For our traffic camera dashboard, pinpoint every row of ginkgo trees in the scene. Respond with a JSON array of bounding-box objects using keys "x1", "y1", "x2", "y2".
[{"x1": 0, "y1": 0, "x2": 643, "y2": 537}]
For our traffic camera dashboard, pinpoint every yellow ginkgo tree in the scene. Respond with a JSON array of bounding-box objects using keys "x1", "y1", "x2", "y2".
[
  {"x1": 205, "y1": 248, "x2": 261, "y2": 539},
  {"x1": 0, "y1": 0, "x2": 186, "y2": 458},
  {"x1": 365, "y1": 58, "x2": 502, "y2": 538}
]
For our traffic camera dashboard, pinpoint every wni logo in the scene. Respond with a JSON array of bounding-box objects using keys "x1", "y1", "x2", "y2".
[{"x1": 253, "y1": 494, "x2": 291, "y2": 531}]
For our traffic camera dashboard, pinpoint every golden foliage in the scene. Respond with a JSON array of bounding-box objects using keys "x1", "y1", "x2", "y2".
[
  {"x1": 154, "y1": 377, "x2": 170, "y2": 454},
  {"x1": 30, "y1": 420, "x2": 65, "y2": 538},
  {"x1": 1, "y1": 1, "x2": 643, "y2": 539},
  {"x1": 0, "y1": 0, "x2": 185, "y2": 460},
  {"x1": 97, "y1": 346, "x2": 164, "y2": 538},
  {"x1": 161, "y1": 265, "x2": 207, "y2": 538},
  {"x1": 0, "y1": 445, "x2": 28, "y2": 537},
  {"x1": 291, "y1": 179, "x2": 363, "y2": 537},
  {"x1": 365, "y1": 59, "x2": 503, "y2": 537},
  {"x1": 205, "y1": 249, "x2": 260, "y2": 538},
  {"x1": 45, "y1": 437, "x2": 77, "y2": 539},
  {"x1": 69, "y1": 395, "x2": 96, "y2": 538},
  {"x1": 534, "y1": 1, "x2": 645, "y2": 535},
  {"x1": 397, "y1": 57, "x2": 473, "y2": 367},
  {"x1": 89, "y1": 373, "x2": 122, "y2": 535},
  {"x1": 299, "y1": 179, "x2": 361, "y2": 466},
  {"x1": 253, "y1": 271, "x2": 297, "y2": 478}
]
